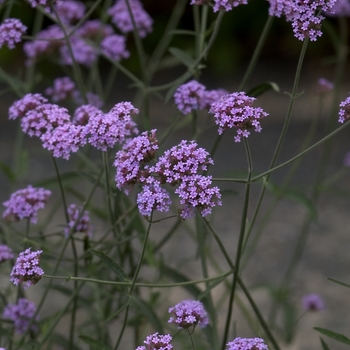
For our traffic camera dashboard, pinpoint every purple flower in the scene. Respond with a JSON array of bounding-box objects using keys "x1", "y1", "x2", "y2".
[
  {"x1": 0, "y1": 18, "x2": 27, "y2": 50},
  {"x1": 226, "y1": 337, "x2": 269, "y2": 350},
  {"x1": 101, "y1": 34, "x2": 130, "y2": 61},
  {"x1": 86, "y1": 102, "x2": 139, "y2": 151},
  {"x1": 339, "y1": 95, "x2": 350, "y2": 123},
  {"x1": 266, "y1": 0, "x2": 297, "y2": 20},
  {"x1": 2, "y1": 185, "x2": 51, "y2": 224},
  {"x1": 174, "y1": 80, "x2": 206, "y2": 115},
  {"x1": 64, "y1": 204, "x2": 93, "y2": 237},
  {"x1": 21, "y1": 103, "x2": 71, "y2": 137},
  {"x1": 0, "y1": 245, "x2": 14, "y2": 262},
  {"x1": 28, "y1": 0, "x2": 49, "y2": 7},
  {"x1": 209, "y1": 91, "x2": 268, "y2": 142},
  {"x1": 3, "y1": 298, "x2": 39, "y2": 334},
  {"x1": 325, "y1": 0, "x2": 350, "y2": 17},
  {"x1": 114, "y1": 130, "x2": 158, "y2": 193},
  {"x1": 175, "y1": 175, "x2": 222, "y2": 219},
  {"x1": 302, "y1": 294, "x2": 325, "y2": 311},
  {"x1": 40, "y1": 123, "x2": 87, "y2": 159},
  {"x1": 44, "y1": 76, "x2": 76, "y2": 102},
  {"x1": 10, "y1": 248, "x2": 44, "y2": 288},
  {"x1": 150, "y1": 140, "x2": 214, "y2": 185},
  {"x1": 73, "y1": 104, "x2": 103, "y2": 126},
  {"x1": 23, "y1": 25, "x2": 64, "y2": 65},
  {"x1": 213, "y1": 0, "x2": 248, "y2": 12},
  {"x1": 168, "y1": 299, "x2": 209, "y2": 330},
  {"x1": 291, "y1": 11, "x2": 324, "y2": 41},
  {"x1": 137, "y1": 179, "x2": 171, "y2": 217},
  {"x1": 108, "y1": 0, "x2": 153, "y2": 38},
  {"x1": 316, "y1": 78, "x2": 334, "y2": 94},
  {"x1": 60, "y1": 37, "x2": 97, "y2": 66},
  {"x1": 136, "y1": 332, "x2": 173, "y2": 350},
  {"x1": 77, "y1": 20, "x2": 114, "y2": 40},
  {"x1": 72, "y1": 91, "x2": 104, "y2": 109},
  {"x1": 201, "y1": 88, "x2": 229, "y2": 110},
  {"x1": 343, "y1": 151, "x2": 350, "y2": 167},
  {"x1": 54, "y1": 0, "x2": 86, "y2": 24},
  {"x1": 9, "y1": 93, "x2": 48, "y2": 120}
]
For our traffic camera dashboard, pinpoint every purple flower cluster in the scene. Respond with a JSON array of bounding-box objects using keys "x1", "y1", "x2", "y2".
[
  {"x1": 339, "y1": 95, "x2": 350, "y2": 123},
  {"x1": 168, "y1": 299, "x2": 209, "y2": 330},
  {"x1": 0, "y1": 18, "x2": 27, "y2": 50},
  {"x1": 316, "y1": 78, "x2": 334, "y2": 95},
  {"x1": 0, "y1": 245, "x2": 14, "y2": 262},
  {"x1": 24, "y1": 17, "x2": 129, "y2": 67},
  {"x1": 174, "y1": 80, "x2": 227, "y2": 115},
  {"x1": 86, "y1": 102, "x2": 139, "y2": 151},
  {"x1": 213, "y1": 0, "x2": 248, "y2": 12},
  {"x1": 64, "y1": 204, "x2": 93, "y2": 237},
  {"x1": 108, "y1": 0, "x2": 153, "y2": 38},
  {"x1": 73, "y1": 104, "x2": 103, "y2": 126},
  {"x1": 72, "y1": 91, "x2": 104, "y2": 109},
  {"x1": 54, "y1": 0, "x2": 86, "y2": 24},
  {"x1": 209, "y1": 91, "x2": 268, "y2": 142},
  {"x1": 114, "y1": 135, "x2": 221, "y2": 218},
  {"x1": 267, "y1": 0, "x2": 337, "y2": 41},
  {"x1": 28, "y1": 0, "x2": 49, "y2": 7},
  {"x1": 9, "y1": 93, "x2": 48, "y2": 120},
  {"x1": 101, "y1": 34, "x2": 130, "y2": 61},
  {"x1": 302, "y1": 293, "x2": 325, "y2": 311},
  {"x1": 325, "y1": 0, "x2": 350, "y2": 17},
  {"x1": 10, "y1": 248, "x2": 44, "y2": 288},
  {"x1": 2, "y1": 298, "x2": 39, "y2": 334},
  {"x1": 226, "y1": 337, "x2": 269, "y2": 350},
  {"x1": 45, "y1": 76, "x2": 76, "y2": 102},
  {"x1": 2, "y1": 185, "x2": 51, "y2": 224},
  {"x1": 136, "y1": 332, "x2": 173, "y2": 350}
]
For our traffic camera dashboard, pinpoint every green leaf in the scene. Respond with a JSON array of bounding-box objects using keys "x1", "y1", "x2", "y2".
[
  {"x1": 320, "y1": 337, "x2": 331, "y2": 350},
  {"x1": 247, "y1": 82, "x2": 280, "y2": 97},
  {"x1": 283, "y1": 301, "x2": 296, "y2": 343},
  {"x1": 168, "y1": 29, "x2": 196, "y2": 36},
  {"x1": 131, "y1": 296, "x2": 164, "y2": 333},
  {"x1": 168, "y1": 47, "x2": 196, "y2": 68},
  {"x1": 314, "y1": 327, "x2": 350, "y2": 345},
  {"x1": 327, "y1": 277, "x2": 350, "y2": 289},
  {"x1": 79, "y1": 335, "x2": 111, "y2": 350},
  {"x1": 90, "y1": 250, "x2": 128, "y2": 282},
  {"x1": 0, "y1": 162, "x2": 15, "y2": 182}
]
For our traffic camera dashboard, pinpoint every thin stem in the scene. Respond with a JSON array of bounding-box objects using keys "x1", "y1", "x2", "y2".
[
  {"x1": 188, "y1": 330, "x2": 197, "y2": 350},
  {"x1": 222, "y1": 138, "x2": 252, "y2": 349},
  {"x1": 52, "y1": 157, "x2": 69, "y2": 223}
]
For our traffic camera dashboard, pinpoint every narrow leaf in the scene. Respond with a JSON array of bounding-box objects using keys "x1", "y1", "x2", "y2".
[
  {"x1": 169, "y1": 47, "x2": 196, "y2": 68},
  {"x1": 79, "y1": 335, "x2": 111, "y2": 350},
  {"x1": 327, "y1": 277, "x2": 350, "y2": 289},
  {"x1": 314, "y1": 327, "x2": 350, "y2": 345},
  {"x1": 90, "y1": 250, "x2": 128, "y2": 282},
  {"x1": 247, "y1": 82, "x2": 280, "y2": 97},
  {"x1": 320, "y1": 337, "x2": 331, "y2": 350},
  {"x1": 0, "y1": 162, "x2": 15, "y2": 182}
]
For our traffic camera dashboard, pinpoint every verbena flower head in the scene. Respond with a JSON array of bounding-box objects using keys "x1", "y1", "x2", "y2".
[
  {"x1": 86, "y1": 102, "x2": 139, "y2": 151},
  {"x1": 0, "y1": 244, "x2": 14, "y2": 262},
  {"x1": 3, "y1": 298, "x2": 39, "y2": 334},
  {"x1": 60, "y1": 37, "x2": 97, "y2": 66},
  {"x1": 150, "y1": 140, "x2": 214, "y2": 185},
  {"x1": 266, "y1": 0, "x2": 296, "y2": 20},
  {"x1": 10, "y1": 248, "x2": 44, "y2": 288},
  {"x1": 316, "y1": 77, "x2": 334, "y2": 94},
  {"x1": 137, "y1": 179, "x2": 171, "y2": 216},
  {"x1": 291, "y1": 11, "x2": 324, "y2": 41},
  {"x1": 2, "y1": 185, "x2": 51, "y2": 223},
  {"x1": 21, "y1": 103, "x2": 71, "y2": 137},
  {"x1": 201, "y1": 88, "x2": 229, "y2": 110},
  {"x1": 108, "y1": 0, "x2": 153, "y2": 38},
  {"x1": 168, "y1": 299, "x2": 209, "y2": 330},
  {"x1": 73, "y1": 104, "x2": 103, "y2": 126},
  {"x1": 45, "y1": 76, "x2": 76, "y2": 102},
  {"x1": 175, "y1": 175, "x2": 222, "y2": 219},
  {"x1": 338, "y1": 95, "x2": 350, "y2": 123},
  {"x1": 28, "y1": 0, "x2": 49, "y2": 7},
  {"x1": 54, "y1": 0, "x2": 86, "y2": 24},
  {"x1": 0, "y1": 18, "x2": 27, "y2": 50},
  {"x1": 226, "y1": 337, "x2": 269, "y2": 350},
  {"x1": 101, "y1": 34, "x2": 130, "y2": 61},
  {"x1": 114, "y1": 130, "x2": 158, "y2": 193},
  {"x1": 213, "y1": 0, "x2": 248, "y2": 12},
  {"x1": 9, "y1": 93, "x2": 48, "y2": 120},
  {"x1": 40, "y1": 123, "x2": 87, "y2": 159},
  {"x1": 302, "y1": 293, "x2": 325, "y2": 311},
  {"x1": 325, "y1": 0, "x2": 350, "y2": 17},
  {"x1": 174, "y1": 80, "x2": 206, "y2": 115},
  {"x1": 64, "y1": 204, "x2": 93, "y2": 237},
  {"x1": 24, "y1": 25, "x2": 64, "y2": 65},
  {"x1": 77, "y1": 19, "x2": 114, "y2": 40},
  {"x1": 73, "y1": 91, "x2": 104, "y2": 109},
  {"x1": 209, "y1": 92, "x2": 268, "y2": 142},
  {"x1": 136, "y1": 332, "x2": 173, "y2": 350}
]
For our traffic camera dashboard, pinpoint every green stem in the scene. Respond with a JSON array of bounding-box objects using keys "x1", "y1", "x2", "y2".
[
  {"x1": 222, "y1": 138, "x2": 252, "y2": 349},
  {"x1": 188, "y1": 330, "x2": 197, "y2": 350},
  {"x1": 52, "y1": 157, "x2": 69, "y2": 222}
]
